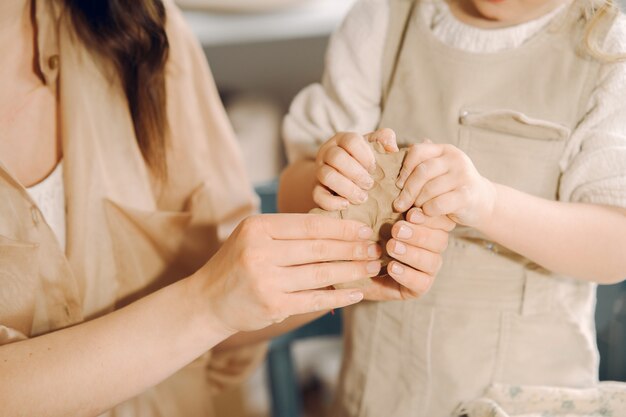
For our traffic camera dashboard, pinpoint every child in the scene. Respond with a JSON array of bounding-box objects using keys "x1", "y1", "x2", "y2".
[{"x1": 279, "y1": 0, "x2": 626, "y2": 416}]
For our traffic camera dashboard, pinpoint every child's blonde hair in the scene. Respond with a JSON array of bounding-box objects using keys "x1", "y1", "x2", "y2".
[{"x1": 582, "y1": 0, "x2": 625, "y2": 60}]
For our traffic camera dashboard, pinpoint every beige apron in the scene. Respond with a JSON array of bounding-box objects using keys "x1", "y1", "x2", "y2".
[{"x1": 333, "y1": 2, "x2": 610, "y2": 416}]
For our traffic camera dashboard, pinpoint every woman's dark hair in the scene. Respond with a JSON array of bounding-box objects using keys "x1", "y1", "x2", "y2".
[{"x1": 65, "y1": 0, "x2": 170, "y2": 178}]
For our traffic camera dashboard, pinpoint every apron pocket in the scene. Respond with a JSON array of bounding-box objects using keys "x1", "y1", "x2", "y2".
[
  {"x1": 497, "y1": 311, "x2": 598, "y2": 387},
  {"x1": 103, "y1": 199, "x2": 195, "y2": 305},
  {"x1": 458, "y1": 108, "x2": 570, "y2": 200}
]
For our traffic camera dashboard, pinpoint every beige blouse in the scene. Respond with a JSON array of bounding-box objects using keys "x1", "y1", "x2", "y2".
[{"x1": 0, "y1": 0, "x2": 265, "y2": 415}]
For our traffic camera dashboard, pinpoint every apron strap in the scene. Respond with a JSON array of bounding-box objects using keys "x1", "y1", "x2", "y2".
[{"x1": 380, "y1": 0, "x2": 417, "y2": 112}]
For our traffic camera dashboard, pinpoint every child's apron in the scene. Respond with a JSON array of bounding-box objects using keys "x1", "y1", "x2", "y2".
[{"x1": 333, "y1": 2, "x2": 612, "y2": 416}]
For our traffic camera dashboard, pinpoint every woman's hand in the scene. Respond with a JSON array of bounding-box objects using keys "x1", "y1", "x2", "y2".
[
  {"x1": 393, "y1": 142, "x2": 497, "y2": 228},
  {"x1": 194, "y1": 214, "x2": 382, "y2": 333},
  {"x1": 360, "y1": 208, "x2": 455, "y2": 301},
  {"x1": 314, "y1": 128, "x2": 399, "y2": 211}
]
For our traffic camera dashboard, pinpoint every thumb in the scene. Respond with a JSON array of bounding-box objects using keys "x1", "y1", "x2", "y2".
[{"x1": 365, "y1": 128, "x2": 399, "y2": 153}]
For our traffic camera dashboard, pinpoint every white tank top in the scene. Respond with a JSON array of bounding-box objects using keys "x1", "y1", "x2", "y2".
[{"x1": 26, "y1": 161, "x2": 66, "y2": 250}]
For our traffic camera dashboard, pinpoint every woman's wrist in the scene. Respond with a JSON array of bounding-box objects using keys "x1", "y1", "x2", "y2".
[{"x1": 182, "y1": 272, "x2": 238, "y2": 349}]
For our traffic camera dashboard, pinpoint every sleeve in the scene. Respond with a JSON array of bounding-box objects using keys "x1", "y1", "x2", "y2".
[
  {"x1": 160, "y1": 0, "x2": 266, "y2": 392},
  {"x1": 161, "y1": 0, "x2": 259, "y2": 239},
  {"x1": 559, "y1": 15, "x2": 626, "y2": 208},
  {"x1": 282, "y1": 0, "x2": 389, "y2": 162}
]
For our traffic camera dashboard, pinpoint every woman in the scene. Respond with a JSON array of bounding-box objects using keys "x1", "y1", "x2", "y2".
[{"x1": 0, "y1": 0, "x2": 451, "y2": 415}]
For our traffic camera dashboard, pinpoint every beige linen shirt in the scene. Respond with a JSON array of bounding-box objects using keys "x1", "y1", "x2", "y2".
[{"x1": 0, "y1": 0, "x2": 265, "y2": 415}]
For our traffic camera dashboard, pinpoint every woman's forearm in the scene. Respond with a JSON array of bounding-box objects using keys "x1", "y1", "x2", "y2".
[
  {"x1": 478, "y1": 183, "x2": 626, "y2": 284},
  {"x1": 214, "y1": 311, "x2": 326, "y2": 352},
  {"x1": 278, "y1": 160, "x2": 317, "y2": 213},
  {"x1": 0, "y1": 276, "x2": 233, "y2": 417}
]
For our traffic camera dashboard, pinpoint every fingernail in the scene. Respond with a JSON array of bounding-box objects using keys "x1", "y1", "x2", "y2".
[
  {"x1": 358, "y1": 226, "x2": 373, "y2": 240},
  {"x1": 341, "y1": 200, "x2": 350, "y2": 209},
  {"x1": 349, "y1": 291, "x2": 364, "y2": 302},
  {"x1": 367, "y1": 261, "x2": 381, "y2": 274},
  {"x1": 397, "y1": 225, "x2": 412, "y2": 239},
  {"x1": 391, "y1": 263, "x2": 404, "y2": 275},
  {"x1": 409, "y1": 209, "x2": 426, "y2": 224},
  {"x1": 357, "y1": 191, "x2": 368, "y2": 203},
  {"x1": 368, "y1": 163, "x2": 377, "y2": 174},
  {"x1": 363, "y1": 177, "x2": 374, "y2": 189},
  {"x1": 368, "y1": 244, "x2": 381, "y2": 258},
  {"x1": 395, "y1": 199, "x2": 408, "y2": 211},
  {"x1": 393, "y1": 241, "x2": 407, "y2": 255}
]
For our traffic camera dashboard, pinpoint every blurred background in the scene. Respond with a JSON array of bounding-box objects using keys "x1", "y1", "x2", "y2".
[{"x1": 175, "y1": 1, "x2": 626, "y2": 416}]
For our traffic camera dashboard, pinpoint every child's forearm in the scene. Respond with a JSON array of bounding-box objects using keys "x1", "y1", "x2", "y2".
[
  {"x1": 278, "y1": 159, "x2": 318, "y2": 213},
  {"x1": 478, "y1": 183, "x2": 626, "y2": 284}
]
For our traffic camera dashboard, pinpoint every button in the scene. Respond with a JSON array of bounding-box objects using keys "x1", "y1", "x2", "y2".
[
  {"x1": 459, "y1": 110, "x2": 469, "y2": 124},
  {"x1": 31, "y1": 206, "x2": 39, "y2": 226},
  {"x1": 48, "y1": 55, "x2": 59, "y2": 70}
]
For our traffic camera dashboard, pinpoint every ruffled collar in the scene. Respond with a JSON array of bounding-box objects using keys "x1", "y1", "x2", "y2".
[{"x1": 421, "y1": 1, "x2": 569, "y2": 53}]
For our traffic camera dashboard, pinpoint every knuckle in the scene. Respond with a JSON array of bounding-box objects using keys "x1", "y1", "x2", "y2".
[
  {"x1": 353, "y1": 243, "x2": 367, "y2": 259},
  {"x1": 309, "y1": 293, "x2": 325, "y2": 312},
  {"x1": 326, "y1": 145, "x2": 343, "y2": 163},
  {"x1": 313, "y1": 265, "x2": 332, "y2": 287},
  {"x1": 415, "y1": 230, "x2": 428, "y2": 248},
  {"x1": 239, "y1": 215, "x2": 263, "y2": 237},
  {"x1": 430, "y1": 198, "x2": 443, "y2": 213},
  {"x1": 305, "y1": 216, "x2": 325, "y2": 236},
  {"x1": 340, "y1": 222, "x2": 356, "y2": 240},
  {"x1": 317, "y1": 166, "x2": 335, "y2": 185},
  {"x1": 239, "y1": 246, "x2": 264, "y2": 270},
  {"x1": 430, "y1": 254, "x2": 444, "y2": 274},
  {"x1": 338, "y1": 132, "x2": 359, "y2": 148},
  {"x1": 311, "y1": 240, "x2": 329, "y2": 260}
]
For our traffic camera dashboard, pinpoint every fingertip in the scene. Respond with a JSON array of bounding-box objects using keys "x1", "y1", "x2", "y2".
[
  {"x1": 407, "y1": 208, "x2": 426, "y2": 224},
  {"x1": 349, "y1": 291, "x2": 364, "y2": 303},
  {"x1": 394, "y1": 198, "x2": 410, "y2": 213},
  {"x1": 358, "y1": 226, "x2": 374, "y2": 240},
  {"x1": 366, "y1": 260, "x2": 382, "y2": 276},
  {"x1": 388, "y1": 261, "x2": 405, "y2": 276}
]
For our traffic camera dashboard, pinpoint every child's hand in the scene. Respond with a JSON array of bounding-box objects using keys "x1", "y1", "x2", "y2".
[
  {"x1": 393, "y1": 142, "x2": 497, "y2": 228},
  {"x1": 362, "y1": 208, "x2": 455, "y2": 301},
  {"x1": 314, "y1": 128, "x2": 399, "y2": 211}
]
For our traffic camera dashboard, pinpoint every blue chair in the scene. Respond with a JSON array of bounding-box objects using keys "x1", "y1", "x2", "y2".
[{"x1": 597, "y1": 281, "x2": 626, "y2": 381}]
